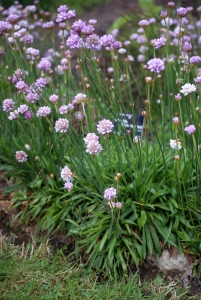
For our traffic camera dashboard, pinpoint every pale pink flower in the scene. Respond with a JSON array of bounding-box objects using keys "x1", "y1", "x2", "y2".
[
  {"x1": 54, "y1": 118, "x2": 69, "y2": 132},
  {"x1": 97, "y1": 119, "x2": 114, "y2": 135},
  {"x1": 15, "y1": 150, "x2": 28, "y2": 162},
  {"x1": 61, "y1": 166, "x2": 73, "y2": 182}
]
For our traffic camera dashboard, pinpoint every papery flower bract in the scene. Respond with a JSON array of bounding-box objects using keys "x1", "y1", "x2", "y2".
[
  {"x1": 61, "y1": 166, "x2": 73, "y2": 182},
  {"x1": 180, "y1": 83, "x2": 196, "y2": 96},
  {"x1": 108, "y1": 201, "x2": 116, "y2": 208},
  {"x1": 147, "y1": 58, "x2": 165, "y2": 73},
  {"x1": 184, "y1": 124, "x2": 196, "y2": 134},
  {"x1": 15, "y1": 150, "x2": 28, "y2": 162},
  {"x1": 104, "y1": 187, "x2": 117, "y2": 201},
  {"x1": 170, "y1": 139, "x2": 182, "y2": 150},
  {"x1": 2, "y1": 99, "x2": 15, "y2": 112},
  {"x1": 86, "y1": 140, "x2": 103, "y2": 155},
  {"x1": 54, "y1": 118, "x2": 69, "y2": 132},
  {"x1": 36, "y1": 106, "x2": 51, "y2": 117},
  {"x1": 76, "y1": 113, "x2": 83, "y2": 120},
  {"x1": 97, "y1": 119, "x2": 114, "y2": 135}
]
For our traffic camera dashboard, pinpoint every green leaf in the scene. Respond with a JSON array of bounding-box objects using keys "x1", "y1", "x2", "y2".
[{"x1": 138, "y1": 211, "x2": 147, "y2": 228}]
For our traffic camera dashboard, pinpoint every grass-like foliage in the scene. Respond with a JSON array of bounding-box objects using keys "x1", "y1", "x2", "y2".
[{"x1": 0, "y1": 1, "x2": 201, "y2": 276}]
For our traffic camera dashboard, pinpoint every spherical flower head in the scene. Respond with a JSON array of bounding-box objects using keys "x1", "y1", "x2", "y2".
[
  {"x1": 17, "y1": 104, "x2": 29, "y2": 114},
  {"x1": 0, "y1": 21, "x2": 12, "y2": 35},
  {"x1": 170, "y1": 139, "x2": 182, "y2": 150},
  {"x1": 24, "y1": 110, "x2": 33, "y2": 119},
  {"x1": 73, "y1": 93, "x2": 87, "y2": 104},
  {"x1": 152, "y1": 37, "x2": 167, "y2": 49},
  {"x1": 36, "y1": 106, "x2": 51, "y2": 117},
  {"x1": 58, "y1": 105, "x2": 68, "y2": 114},
  {"x1": 86, "y1": 140, "x2": 103, "y2": 155},
  {"x1": 85, "y1": 34, "x2": 101, "y2": 51},
  {"x1": 2, "y1": 98, "x2": 15, "y2": 112},
  {"x1": 67, "y1": 103, "x2": 74, "y2": 110},
  {"x1": 8, "y1": 110, "x2": 19, "y2": 120},
  {"x1": 138, "y1": 19, "x2": 149, "y2": 28},
  {"x1": 76, "y1": 113, "x2": 83, "y2": 120},
  {"x1": 194, "y1": 76, "x2": 201, "y2": 83},
  {"x1": 97, "y1": 119, "x2": 114, "y2": 135},
  {"x1": 42, "y1": 21, "x2": 55, "y2": 29},
  {"x1": 147, "y1": 58, "x2": 165, "y2": 74},
  {"x1": 104, "y1": 187, "x2": 117, "y2": 201},
  {"x1": 84, "y1": 133, "x2": 99, "y2": 145},
  {"x1": 66, "y1": 10, "x2": 76, "y2": 19},
  {"x1": 71, "y1": 20, "x2": 86, "y2": 32},
  {"x1": 66, "y1": 34, "x2": 83, "y2": 49},
  {"x1": 180, "y1": 83, "x2": 196, "y2": 96},
  {"x1": 37, "y1": 59, "x2": 51, "y2": 71},
  {"x1": 190, "y1": 56, "x2": 201, "y2": 65},
  {"x1": 100, "y1": 34, "x2": 115, "y2": 47},
  {"x1": 49, "y1": 94, "x2": 59, "y2": 102},
  {"x1": 7, "y1": 13, "x2": 19, "y2": 24},
  {"x1": 64, "y1": 181, "x2": 73, "y2": 192},
  {"x1": 81, "y1": 25, "x2": 94, "y2": 35},
  {"x1": 115, "y1": 202, "x2": 122, "y2": 209},
  {"x1": 184, "y1": 124, "x2": 196, "y2": 134},
  {"x1": 173, "y1": 117, "x2": 179, "y2": 124},
  {"x1": 15, "y1": 150, "x2": 28, "y2": 162},
  {"x1": 89, "y1": 19, "x2": 97, "y2": 25},
  {"x1": 57, "y1": 5, "x2": 69, "y2": 13},
  {"x1": 183, "y1": 42, "x2": 192, "y2": 53},
  {"x1": 168, "y1": 2, "x2": 175, "y2": 8},
  {"x1": 54, "y1": 118, "x2": 69, "y2": 132},
  {"x1": 61, "y1": 166, "x2": 73, "y2": 182},
  {"x1": 177, "y1": 7, "x2": 187, "y2": 17},
  {"x1": 118, "y1": 48, "x2": 127, "y2": 54}
]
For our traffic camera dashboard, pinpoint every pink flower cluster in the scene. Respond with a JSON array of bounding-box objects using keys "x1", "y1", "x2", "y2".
[{"x1": 84, "y1": 133, "x2": 103, "y2": 155}]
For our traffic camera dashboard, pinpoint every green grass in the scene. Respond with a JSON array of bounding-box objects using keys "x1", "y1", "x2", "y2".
[{"x1": 0, "y1": 234, "x2": 198, "y2": 300}]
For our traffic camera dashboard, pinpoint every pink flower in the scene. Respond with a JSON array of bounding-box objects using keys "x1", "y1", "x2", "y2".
[
  {"x1": 15, "y1": 150, "x2": 28, "y2": 162},
  {"x1": 84, "y1": 133, "x2": 99, "y2": 145},
  {"x1": 86, "y1": 140, "x2": 103, "y2": 155},
  {"x1": 97, "y1": 119, "x2": 114, "y2": 135},
  {"x1": 54, "y1": 118, "x2": 69, "y2": 132},
  {"x1": 104, "y1": 187, "x2": 117, "y2": 200},
  {"x1": 61, "y1": 166, "x2": 73, "y2": 182},
  {"x1": 64, "y1": 181, "x2": 73, "y2": 192},
  {"x1": 184, "y1": 124, "x2": 196, "y2": 134}
]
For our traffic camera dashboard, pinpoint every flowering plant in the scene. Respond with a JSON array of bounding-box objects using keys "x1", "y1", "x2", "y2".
[{"x1": 0, "y1": 0, "x2": 201, "y2": 276}]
